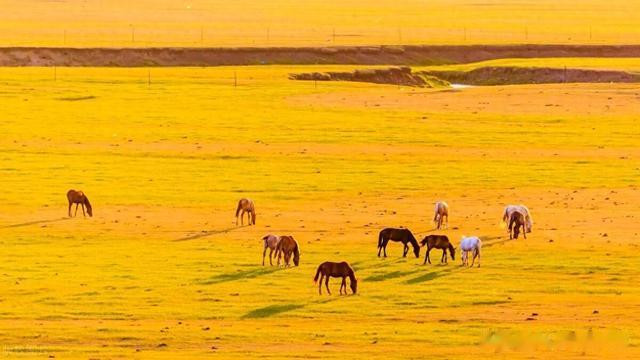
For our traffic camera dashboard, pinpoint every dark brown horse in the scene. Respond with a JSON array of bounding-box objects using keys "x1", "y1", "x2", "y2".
[
  {"x1": 420, "y1": 235, "x2": 455, "y2": 265},
  {"x1": 275, "y1": 235, "x2": 300, "y2": 267},
  {"x1": 313, "y1": 261, "x2": 357, "y2": 295},
  {"x1": 235, "y1": 198, "x2": 256, "y2": 226},
  {"x1": 509, "y1": 211, "x2": 527, "y2": 239},
  {"x1": 67, "y1": 190, "x2": 92, "y2": 217},
  {"x1": 377, "y1": 228, "x2": 420, "y2": 258}
]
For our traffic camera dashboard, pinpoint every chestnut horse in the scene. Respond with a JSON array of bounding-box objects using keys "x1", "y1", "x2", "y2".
[
  {"x1": 420, "y1": 235, "x2": 455, "y2": 265},
  {"x1": 261, "y1": 234, "x2": 281, "y2": 266},
  {"x1": 67, "y1": 190, "x2": 93, "y2": 217},
  {"x1": 433, "y1": 201, "x2": 449, "y2": 229},
  {"x1": 377, "y1": 228, "x2": 420, "y2": 258},
  {"x1": 235, "y1": 198, "x2": 256, "y2": 226},
  {"x1": 508, "y1": 211, "x2": 527, "y2": 239},
  {"x1": 313, "y1": 261, "x2": 357, "y2": 295},
  {"x1": 275, "y1": 235, "x2": 300, "y2": 267}
]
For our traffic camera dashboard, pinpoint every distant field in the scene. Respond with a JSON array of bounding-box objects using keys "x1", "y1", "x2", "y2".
[
  {"x1": 1, "y1": 66, "x2": 639, "y2": 358},
  {"x1": 417, "y1": 57, "x2": 640, "y2": 73},
  {"x1": 1, "y1": 0, "x2": 640, "y2": 47}
]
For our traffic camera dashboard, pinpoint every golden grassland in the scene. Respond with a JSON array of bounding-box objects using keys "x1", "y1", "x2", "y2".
[
  {"x1": 1, "y1": 0, "x2": 640, "y2": 47},
  {"x1": 1, "y1": 66, "x2": 640, "y2": 359}
]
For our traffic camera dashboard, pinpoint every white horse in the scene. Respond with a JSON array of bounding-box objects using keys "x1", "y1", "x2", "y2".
[
  {"x1": 460, "y1": 236, "x2": 481, "y2": 267},
  {"x1": 502, "y1": 205, "x2": 532, "y2": 233},
  {"x1": 262, "y1": 234, "x2": 281, "y2": 266},
  {"x1": 433, "y1": 201, "x2": 449, "y2": 229}
]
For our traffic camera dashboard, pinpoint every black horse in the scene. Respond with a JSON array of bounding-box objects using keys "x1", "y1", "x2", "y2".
[{"x1": 377, "y1": 228, "x2": 420, "y2": 258}]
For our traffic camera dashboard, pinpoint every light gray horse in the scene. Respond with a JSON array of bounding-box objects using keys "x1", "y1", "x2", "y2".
[{"x1": 261, "y1": 234, "x2": 281, "y2": 266}]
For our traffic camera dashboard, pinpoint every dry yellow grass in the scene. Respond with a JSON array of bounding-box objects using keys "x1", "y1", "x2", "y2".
[
  {"x1": 1, "y1": 66, "x2": 639, "y2": 359},
  {"x1": 1, "y1": 0, "x2": 640, "y2": 47}
]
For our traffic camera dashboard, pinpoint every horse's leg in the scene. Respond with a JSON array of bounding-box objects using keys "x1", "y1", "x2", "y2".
[
  {"x1": 81, "y1": 203, "x2": 86, "y2": 217},
  {"x1": 68, "y1": 201, "x2": 72, "y2": 217},
  {"x1": 74, "y1": 203, "x2": 79, "y2": 216},
  {"x1": 523, "y1": 225, "x2": 527, "y2": 239},
  {"x1": 262, "y1": 247, "x2": 267, "y2": 266},
  {"x1": 339, "y1": 278, "x2": 344, "y2": 295},
  {"x1": 425, "y1": 247, "x2": 432, "y2": 264},
  {"x1": 325, "y1": 276, "x2": 331, "y2": 295},
  {"x1": 441, "y1": 249, "x2": 446, "y2": 264},
  {"x1": 269, "y1": 249, "x2": 274, "y2": 266},
  {"x1": 382, "y1": 239, "x2": 388, "y2": 258},
  {"x1": 318, "y1": 274, "x2": 324, "y2": 295},
  {"x1": 403, "y1": 242, "x2": 408, "y2": 257}
]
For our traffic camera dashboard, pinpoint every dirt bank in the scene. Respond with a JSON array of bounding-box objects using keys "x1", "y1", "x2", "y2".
[
  {"x1": 420, "y1": 66, "x2": 640, "y2": 85},
  {"x1": 3, "y1": 45, "x2": 640, "y2": 67},
  {"x1": 289, "y1": 67, "x2": 449, "y2": 87}
]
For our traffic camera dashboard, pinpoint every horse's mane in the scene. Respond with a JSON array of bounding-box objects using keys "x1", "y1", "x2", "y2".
[
  {"x1": 83, "y1": 195, "x2": 92, "y2": 211},
  {"x1": 292, "y1": 239, "x2": 300, "y2": 266},
  {"x1": 407, "y1": 230, "x2": 420, "y2": 248}
]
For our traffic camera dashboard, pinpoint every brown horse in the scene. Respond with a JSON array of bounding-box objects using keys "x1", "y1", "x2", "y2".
[
  {"x1": 261, "y1": 234, "x2": 281, "y2": 266},
  {"x1": 235, "y1": 198, "x2": 256, "y2": 226},
  {"x1": 377, "y1": 228, "x2": 420, "y2": 258},
  {"x1": 509, "y1": 211, "x2": 527, "y2": 239},
  {"x1": 433, "y1": 201, "x2": 449, "y2": 230},
  {"x1": 313, "y1": 261, "x2": 357, "y2": 295},
  {"x1": 420, "y1": 235, "x2": 455, "y2": 265},
  {"x1": 67, "y1": 190, "x2": 93, "y2": 217},
  {"x1": 275, "y1": 235, "x2": 300, "y2": 267}
]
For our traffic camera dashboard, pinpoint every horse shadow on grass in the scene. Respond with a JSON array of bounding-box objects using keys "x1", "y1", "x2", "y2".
[
  {"x1": 173, "y1": 225, "x2": 247, "y2": 242},
  {"x1": 405, "y1": 266, "x2": 462, "y2": 285},
  {"x1": 241, "y1": 298, "x2": 337, "y2": 319},
  {"x1": 1, "y1": 217, "x2": 69, "y2": 229},
  {"x1": 198, "y1": 266, "x2": 282, "y2": 285}
]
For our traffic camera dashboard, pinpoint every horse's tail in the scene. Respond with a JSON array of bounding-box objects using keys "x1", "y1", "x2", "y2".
[{"x1": 313, "y1": 264, "x2": 322, "y2": 283}]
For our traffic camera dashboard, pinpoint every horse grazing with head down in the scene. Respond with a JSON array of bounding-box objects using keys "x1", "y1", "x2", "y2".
[
  {"x1": 67, "y1": 190, "x2": 92, "y2": 217},
  {"x1": 261, "y1": 234, "x2": 281, "y2": 266},
  {"x1": 275, "y1": 235, "x2": 300, "y2": 267},
  {"x1": 420, "y1": 235, "x2": 455, "y2": 265},
  {"x1": 502, "y1": 205, "x2": 532, "y2": 233},
  {"x1": 460, "y1": 236, "x2": 481, "y2": 267},
  {"x1": 433, "y1": 201, "x2": 449, "y2": 229},
  {"x1": 508, "y1": 211, "x2": 527, "y2": 239},
  {"x1": 313, "y1": 261, "x2": 357, "y2": 295},
  {"x1": 235, "y1": 198, "x2": 256, "y2": 226},
  {"x1": 377, "y1": 228, "x2": 420, "y2": 258}
]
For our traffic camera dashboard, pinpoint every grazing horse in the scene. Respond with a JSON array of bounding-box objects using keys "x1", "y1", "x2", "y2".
[
  {"x1": 508, "y1": 211, "x2": 527, "y2": 239},
  {"x1": 275, "y1": 235, "x2": 300, "y2": 267},
  {"x1": 313, "y1": 261, "x2": 357, "y2": 295},
  {"x1": 460, "y1": 236, "x2": 481, "y2": 267},
  {"x1": 433, "y1": 201, "x2": 449, "y2": 229},
  {"x1": 261, "y1": 234, "x2": 281, "y2": 266},
  {"x1": 67, "y1": 190, "x2": 93, "y2": 217},
  {"x1": 235, "y1": 198, "x2": 256, "y2": 226},
  {"x1": 420, "y1": 235, "x2": 455, "y2": 265},
  {"x1": 377, "y1": 228, "x2": 420, "y2": 258},
  {"x1": 502, "y1": 205, "x2": 532, "y2": 233}
]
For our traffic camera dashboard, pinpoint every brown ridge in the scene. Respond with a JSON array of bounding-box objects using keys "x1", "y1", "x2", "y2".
[{"x1": 2, "y1": 44, "x2": 640, "y2": 67}]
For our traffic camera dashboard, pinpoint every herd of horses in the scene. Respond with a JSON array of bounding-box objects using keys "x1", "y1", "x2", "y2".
[{"x1": 66, "y1": 193, "x2": 533, "y2": 296}]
